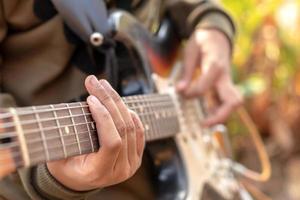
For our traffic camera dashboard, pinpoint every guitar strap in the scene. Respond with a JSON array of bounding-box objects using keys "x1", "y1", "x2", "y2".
[{"x1": 52, "y1": 0, "x2": 119, "y2": 89}]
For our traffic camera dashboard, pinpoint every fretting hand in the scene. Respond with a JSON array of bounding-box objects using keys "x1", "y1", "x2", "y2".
[{"x1": 47, "y1": 76, "x2": 145, "y2": 191}]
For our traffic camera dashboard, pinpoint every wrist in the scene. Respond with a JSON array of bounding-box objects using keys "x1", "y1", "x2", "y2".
[{"x1": 47, "y1": 162, "x2": 88, "y2": 192}]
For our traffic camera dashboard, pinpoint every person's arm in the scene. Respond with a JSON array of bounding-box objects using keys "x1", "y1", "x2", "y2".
[
  {"x1": 166, "y1": 0, "x2": 242, "y2": 126},
  {"x1": 165, "y1": 0, "x2": 235, "y2": 46}
]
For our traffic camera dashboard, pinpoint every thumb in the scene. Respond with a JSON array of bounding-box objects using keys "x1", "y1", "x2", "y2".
[{"x1": 176, "y1": 39, "x2": 200, "y2": 92}]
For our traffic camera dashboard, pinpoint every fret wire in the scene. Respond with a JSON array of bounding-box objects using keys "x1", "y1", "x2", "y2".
[
  {"x1": 154, "y1": 96, "x2": 162, "y2": 139},
  {"x1": 0, "y1": 94, "x2": 173, "y2": 119},
  {"x1": 0, "y1": 136, "x2": 99, "y2": 164},
  {"x1": 80, "y1": 102, "x2": 95, "y2": 152},
  {"x1": 148, "y1": 97, "x2": 157, "y2": 140},
  {"x1": 32, "y1": 106, "x2": 50, "y2": 161},
  {"x1": 141, "y1": 96, "x2": 154, "y2": 141},
  {"x1": 28, "y1": 132, "x2": 99, "y2": 159},
  {"x1": 0, "y1": 109, "x2": 181, "y2": 151},
  {"x1": 0, "y1": 114, "x2": 182, "y2": 163},
  {"x1": 149, "y1": 95, "x2": 159, "y2": 139},
  {"x1": 66, "y1": 104, "x2": 82, "y2": 154},
  {"x1": 22, "y1": 125, "x2": 177, "y2": 164},
  {"x1": 51, "y1": 105, "x2": 67, "y2": 158},
  {"x1": 143, "y1": 96, "x2": 154, "y2": 140},
  {"x1": 1, "y1": 101, "x2": 175, "y2": 129},
  {"x1": 0, "y1": 108, "x2": 179, "y2": 141}
]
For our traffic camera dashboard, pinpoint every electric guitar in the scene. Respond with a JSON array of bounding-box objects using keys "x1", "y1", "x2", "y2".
[{"x1": 0, "y1": 11, "x2": 254, "y2": 200}]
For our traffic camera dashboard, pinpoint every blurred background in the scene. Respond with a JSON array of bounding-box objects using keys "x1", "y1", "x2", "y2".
[{"x1": 221, "y1": 0, "x2": 300, "y2": 199}]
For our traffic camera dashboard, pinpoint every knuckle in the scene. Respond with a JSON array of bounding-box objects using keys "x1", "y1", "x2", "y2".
[
  {"x1": 116, "y1": 122, "x2": 127, "y2": 134},
  {"x1": 100, "y1": 109, "x2": 111, "y2": 120},
  {"x1": 126, "y1": 122, "x2": 135, "y2": 133},
  {"x1": 101, "y1": 92, "x2": 111, "y2": 103},
  {"x1": 111, "y1": 91, "x2": 122, "y2": 103},
  {"x1": 138, "y1": 122, "x2": 145, "y2": 133},
  {"x1": 106, "y1": 137, "x2": 122, "y2": 151}
]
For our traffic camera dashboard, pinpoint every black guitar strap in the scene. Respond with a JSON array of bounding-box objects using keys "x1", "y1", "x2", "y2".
[{"x1": 52, "y1": 0, "x2": 119, "y2": 89}]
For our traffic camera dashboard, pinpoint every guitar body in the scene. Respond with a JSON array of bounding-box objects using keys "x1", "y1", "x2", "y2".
[{"x1": 112, "y1": 11, "x2": 239, "y2": 199}]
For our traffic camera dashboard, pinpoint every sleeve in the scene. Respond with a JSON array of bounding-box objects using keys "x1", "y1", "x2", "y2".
[
  {"x1": 165, "y1": 0, "x2": 235, "y2": 47},
  {"x1": 18, "y1": 165, "x2": 100, "y2": 200}
]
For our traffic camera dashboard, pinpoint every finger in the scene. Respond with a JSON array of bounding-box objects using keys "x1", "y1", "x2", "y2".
[
  {"x1": 203, "y1": 81, "x2": 242, "y2": 126},
  {"x1": 184, "y1": 59, "x2": 222, "y2": 98},
  {"x1": 85, "y1": 75, "x2": 126, "y2": 138},
  {"x1": 130, "y1": 111, "x2": 145, "y2": 158},
  {"x1": 99, "y1": 80, "x2": 136, "y2": 168},
  {"x1": 176, "y1": 37, "x2": 200, "y2": 92},
  {"x1": 86, "y1": 95, "x2": 121, "y2": 170},
  {"x1": 85, "y1": 76, "x2": 129, "y2": 172},
  {"x1": 202, "y1": 103, "x2": 233, "y2": 127}
]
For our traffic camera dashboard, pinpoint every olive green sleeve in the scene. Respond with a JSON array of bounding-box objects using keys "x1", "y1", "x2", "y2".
[
  {"x1": 165, "y1": 0, "x2": 235, "y2": 47},
  {"x1": 18, "y1": 165, "x2": 101, "y2": 200}
]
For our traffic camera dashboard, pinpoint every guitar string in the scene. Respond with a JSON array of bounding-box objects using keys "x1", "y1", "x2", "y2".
[
  {"x1": 0, "y1": 97, "x2": 174, "y2": 124},
  {"x1": 0, "y1": 126, "x2": 180, "y2": 167},
  {"x1": 0, "y1": 137, "x2": 100, "y2": 167},
  {"x1": 0, "y1": 94, "x2": 172, "y2": 119},
  {"x1": 0, "y1": 103, "x2": 177, "y2": 140},
  {"x1": 0, "y1": 100, "x2": 191, "y2": 144},
  {"x1": 0, "y1": 119, "x2": 179, "y2": 164},
  {"x1": 0, "y1": 107, "x2": 197, "y2": 168},
  {"x1": 0, "y1": 109, "x2": 179, "y2": 150},
  {"x1": 0, "y1": 100, "x2": 175, "y2": 129},
  {"x1": 0, "y1": 100, "x2": 197, "y2": 166}
]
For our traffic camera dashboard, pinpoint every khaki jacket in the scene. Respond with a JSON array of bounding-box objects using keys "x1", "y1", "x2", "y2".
[{"x1": 0, "y1": 0, "x2": 235, "y2": 199}]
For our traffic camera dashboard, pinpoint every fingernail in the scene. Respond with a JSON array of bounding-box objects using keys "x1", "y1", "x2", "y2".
[
  {"x1": 88, "y1": 95, "x2": 98, "y2": 104},
  {"x1": 89, "y1": 75, "x2": 99, "y2": 87}
]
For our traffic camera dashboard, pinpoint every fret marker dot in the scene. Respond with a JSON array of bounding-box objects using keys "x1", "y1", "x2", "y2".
[
  {"x1": 145, "y1": 124, "x2": 149, "y2": 131},
  {"x1": 65, "y1": 126, "x2": 70, "y2": 135}
]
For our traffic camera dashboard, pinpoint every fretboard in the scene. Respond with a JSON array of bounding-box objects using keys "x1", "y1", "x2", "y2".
[{"x1": 0, "y1": 93, "x2": 180, "y2": 167}]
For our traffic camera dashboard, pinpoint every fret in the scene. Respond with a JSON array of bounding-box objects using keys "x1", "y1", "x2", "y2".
[
  {"x1": 67, "y1": 102, "x2": 97, "y2": 154},
  {"x1": 17, "y1": 107, "x2": 43, "y2": 164},
  {"x1": 143, "y1": 95, "x2": 156, "y2": 140},
  {"x1": 150, "y1": 95, "x2": 160, "y2": 139},
  {"x1": 9, "y1": 108, "x2": 30, "y2": 167},
  {"x1": 66, "y1": 104, "x2": 82, "y2": 154},
  {"x1": 0, "y1": 93, "x2": 181, "y2": 168},
  {"x1": 154, "y1": 97, "x2": 163, "y2": 139},
  {"x1": 50, "y1": 105, "x2": 67, "y2": 158},
  {"x1": 32, "y1": 106, "x2": 50, "y2": 161},
  {"x1": 79, "y1": 102, "x2": 95, "y2": 152}
]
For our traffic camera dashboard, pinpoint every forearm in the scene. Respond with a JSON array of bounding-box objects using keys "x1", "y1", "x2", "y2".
[{"x1": 166, "y1": 0, "x2": 235, "y2": 46}]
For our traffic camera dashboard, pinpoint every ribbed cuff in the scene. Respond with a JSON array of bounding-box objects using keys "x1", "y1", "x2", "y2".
[
  {"x1": 0, "y1": 93, "x2": 16, "y2": 107},
  {"x1": 33, "y1": 164, "x2": 100, "y2": 200},
  {"x1": 196, "y1": 12, "x2": 235, "y2": 53}
]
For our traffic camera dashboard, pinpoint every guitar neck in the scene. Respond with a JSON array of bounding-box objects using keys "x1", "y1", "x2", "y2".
[{"x1": 0, "y1": 93, "x2": 180, "y2": 168}]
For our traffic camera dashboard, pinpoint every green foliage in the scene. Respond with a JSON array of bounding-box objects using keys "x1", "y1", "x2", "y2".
[{"x1": 222, "y1": 0, "x2": 300, "y2": 97}]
